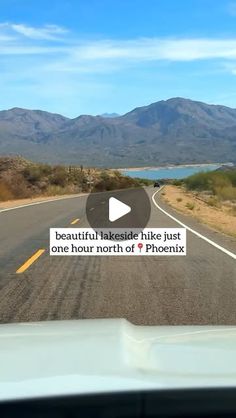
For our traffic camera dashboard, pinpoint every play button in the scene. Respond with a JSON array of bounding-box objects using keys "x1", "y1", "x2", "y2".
[
  {"x1": 86, "y1": 184, "x2": 151, "y2": 238},
  {"x1": 109, "y1": 197, "x2": 131, "y2": 222}
]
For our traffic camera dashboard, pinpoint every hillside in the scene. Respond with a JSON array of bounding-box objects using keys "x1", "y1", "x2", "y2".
[
  {"x1": 0, "y1": 157, "x2": 142, "y2": 201},
  {"x1": 0, "y1": 98, "x2": 236, "y2": 167}
]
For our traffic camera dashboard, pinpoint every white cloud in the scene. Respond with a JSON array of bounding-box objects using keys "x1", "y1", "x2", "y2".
[
  {"x1": 1, "y1": 22, "x2": 236, "y2": 88},
  {"x1": 10, "y1": 23, "x2": 67, "y2": 40},
  {"x1": 45, "y1": 38, "x2": 236, "y2": 76},
  {"x1": 1, "y1": 22, "x2": 236, "y2": 115},
  {"x1": 71, "y1": 38, "x2": 236, "y2": 62},
  {"x1": 0, "y1": 22, "x2": 67, "y2": 41},
  {"x1": 1, "y1": 22, "x2": 236, "y2": 65}
]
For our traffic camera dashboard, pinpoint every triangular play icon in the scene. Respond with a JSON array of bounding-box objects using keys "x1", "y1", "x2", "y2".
[{"x1": 109, "y1": 197, "x2": 131, "y2": 222}]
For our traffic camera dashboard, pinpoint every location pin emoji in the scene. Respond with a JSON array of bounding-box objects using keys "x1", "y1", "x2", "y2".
[{"x1": 138, "y1": 243, "x2": 143, "y2": 253}]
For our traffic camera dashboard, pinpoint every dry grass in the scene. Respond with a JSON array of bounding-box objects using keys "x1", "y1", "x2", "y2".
[
  {"x1": 0, "y1": 181, "x2": 13, "y2": 201},
  {"x1": 162, "y1": 185, "x2": 236, "y2": 238}
]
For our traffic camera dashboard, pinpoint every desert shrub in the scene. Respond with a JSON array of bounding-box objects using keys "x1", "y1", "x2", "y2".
[
  {"x1": 215, "y1": 186, "x2": 236, "y2": 201},
  {"x1": 23, "y1": 166, "x2": 42, "y2": 184},
  {"x1": 133, "y1": 177, "x2": 153, "y2": 186},
  {"x1": 112, "y1": 170, "x2": 122, "y2": 178},
  {"x1": 185, "y1": 202, "x2": 195, "y2": 210},
  {"x1": 50, "y1": 166, "x2": 68, "y2": 187},
  {"x1": 23, "y1": 163, "x2": 52, "y2": 185},
  {"x1": 45, "y1": 184, "x2": 80, "y2": 196},
  {"x1": 210, "y1": 174, "x2": 232, "y2": 195},
  {"x1": 184, "y1": 170, "x2": 236, "y2": 202},
  {"x1": 227, "y1": 171, "x2": 236, "y2": 187},
  {"x1": 93, "y1": 172, "x2": 139, "y2": 192},
  {"x1": 206, "y1": 196, "x2": 219, "y2": 207},
  {"x1": 68, "y1": 169, "x2": 86, "y2": 185},
  {"x1": 176, "y1": 197, "x2": 182, "y2": 202},
  {"x1": 39, "y1": 164, "x2": 52, "y2": 176},
  {"x1": 100, "y1": 170, "x2": 110, "y2": 181},
  {"x1": 185, "y1": 172, "x2": 212, "y2": 191},
  {"x1": 172, "y1": 179, "x2": 183, "y2": 186}
]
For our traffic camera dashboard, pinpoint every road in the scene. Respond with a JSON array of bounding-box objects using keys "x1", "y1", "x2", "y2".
[{"x1": 0, "y1": 187, "x2": 236, "y2": 325}]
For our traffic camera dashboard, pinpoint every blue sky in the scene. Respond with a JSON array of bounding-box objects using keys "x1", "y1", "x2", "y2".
[{"x1": 1, "y1": 0, "x2": 236, "y2": 117}]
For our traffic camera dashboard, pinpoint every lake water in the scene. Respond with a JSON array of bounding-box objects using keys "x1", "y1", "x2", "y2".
[{"x1": 121, "y1": 164, "x2": 221, "y2": 180}]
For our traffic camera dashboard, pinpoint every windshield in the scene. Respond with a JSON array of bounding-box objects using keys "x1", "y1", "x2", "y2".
[{"x1": 0, "y1": 1, "x2": 235, "y2": 330}]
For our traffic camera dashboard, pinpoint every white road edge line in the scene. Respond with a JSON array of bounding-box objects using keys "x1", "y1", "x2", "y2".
[
  {"x1": 152, "y1": 186, "x2": 236, "y2": 260},
  {"x1": 0, "y1": 193, "x2": 89, "y2": 213}
]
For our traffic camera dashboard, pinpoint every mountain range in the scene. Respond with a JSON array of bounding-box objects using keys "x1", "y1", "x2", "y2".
[{"x1": 0, "y1": 97, "x2": 236, "y2": 167}]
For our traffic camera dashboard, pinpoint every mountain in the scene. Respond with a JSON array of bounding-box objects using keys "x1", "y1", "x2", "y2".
[
  {"x1": 100, "y1": 113, "x2": 120, "y2": 118},
  {"x1": 0, "y1": 98, "x2": 236, "y2": 167},
  {"x1": 0, "y1": 107, "x2": 68, "y2": 140}
]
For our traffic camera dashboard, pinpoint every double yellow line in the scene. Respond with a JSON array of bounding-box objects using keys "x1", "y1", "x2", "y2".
[{"x1": 16, "y1": 218, "x2": 80, "y2": 274}]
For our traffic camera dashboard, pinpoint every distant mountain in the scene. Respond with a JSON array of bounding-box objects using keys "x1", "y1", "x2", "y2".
[
  {"x1": 0, "y1": 107, "x2": 68, "y2": 140},
  {"x1": 0, "y1": 98, "x2": 236, "y2": 167},
  {"x1": 100, "y1": 113, "x2": 120, "y2": 118}
]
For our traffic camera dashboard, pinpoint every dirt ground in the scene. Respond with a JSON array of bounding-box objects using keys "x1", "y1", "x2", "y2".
[{"x1": 162, "y1": 185, "x2": 236, "y2": 238}]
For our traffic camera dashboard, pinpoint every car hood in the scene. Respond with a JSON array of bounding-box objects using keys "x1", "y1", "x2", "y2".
[{"x1": 1, "y1": 319, "x2": 236, "y2": 401}]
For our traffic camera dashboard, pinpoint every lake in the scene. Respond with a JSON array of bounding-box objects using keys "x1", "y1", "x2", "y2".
[{"x1": 121, "y1": 164, "x2": 221, "y2": 180}]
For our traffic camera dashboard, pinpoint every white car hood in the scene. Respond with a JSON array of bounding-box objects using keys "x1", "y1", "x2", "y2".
[{"x1": 1, "y1": 319, "x2": 236, "y2": 401}]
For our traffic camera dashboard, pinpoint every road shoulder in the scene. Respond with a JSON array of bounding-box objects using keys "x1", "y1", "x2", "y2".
[
  {"x1": 152, "y1": 186, "x2": 236, "y2": 257},
  {"x1": 0, "y1": 193, "x2": 87, "y2": 211},
  {"x1": 161, "y1": 185, "x2": 236, "y2": 239}
]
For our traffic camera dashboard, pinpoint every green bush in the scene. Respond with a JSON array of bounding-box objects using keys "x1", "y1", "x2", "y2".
[
  {"x1": 50, "y1": 166, "x2": 68, "y2": 187},
  {"x1": 23, "y1": 163, "x2": 52, "y2": 183},
  {"x1": 23, "y1": 166, "x2": 42, "y2": 183},
  {"x1": 215, "y1": 186, "x2": 236, "y2": 201},
  {"x1": 183, "y1": 170, "x2": 236, "y2": 202},
  {"x1": 185, "y1": 202, "x2": 195, "y2": 210},
  {"x1": 227, "y1": 171, "x2": 236, "y2": 187},
  {"x1": 185, "y1": 172, "x2": 212, "y2": 191},
  {"x1": 172, "y1": 179, "x2": 183, "y2": 186},
  {"x1": 133, "y1": 177, "x2": 153, "y2": 186}
]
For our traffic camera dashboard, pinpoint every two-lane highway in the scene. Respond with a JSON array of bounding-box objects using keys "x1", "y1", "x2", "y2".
[{"x1": 0, "y1": 187, "x2": 235, "y2": 324}]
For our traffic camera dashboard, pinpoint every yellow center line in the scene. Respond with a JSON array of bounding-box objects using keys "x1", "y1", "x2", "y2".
[
  {"x1": 71, "y1": 218, "x2": 80, "y2": 225},
  {"x1": 16, "y1": 249, "x2": 45, "y2": 274}
]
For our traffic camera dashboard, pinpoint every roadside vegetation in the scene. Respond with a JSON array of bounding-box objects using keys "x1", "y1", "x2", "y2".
[
  {"x1": 169, "y1": 170, "x2": 236, "y2": 208},
  {"x1": 0, "y1": 157, "x2": 143, "y2": 202},
  {"x1": 183, "y1": 170, "x2": 236, "y2": 201},
  {"x1": 162, "y1": 169, "x2": 236, "y2": 237},
  {"x1": 133, "y1": 177, "x2": 153, "y2": 187}
]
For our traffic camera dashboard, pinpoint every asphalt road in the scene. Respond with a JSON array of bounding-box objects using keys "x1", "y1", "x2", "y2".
[{"x1": 0, "y1": 187, "x2": 236, "y2": 325}]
